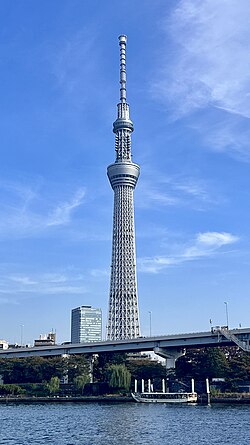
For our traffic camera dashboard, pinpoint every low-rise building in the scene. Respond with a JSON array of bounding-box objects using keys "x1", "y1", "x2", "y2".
[
  {"x1": 34, "y1": 332, "x2": 56, "y2": 347},
  {"x1": 0, "y1": 339, "x2": 8, "y2": 350}
]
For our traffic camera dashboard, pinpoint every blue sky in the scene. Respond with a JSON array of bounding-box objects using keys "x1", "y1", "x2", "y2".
[{"x1": 0, "y1": 0, "x2": 249, "y2": 344}]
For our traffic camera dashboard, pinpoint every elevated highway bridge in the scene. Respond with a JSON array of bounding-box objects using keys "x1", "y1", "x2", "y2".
[{"x1": 1, "y1": 327, "x2": 249, "y2": 368}]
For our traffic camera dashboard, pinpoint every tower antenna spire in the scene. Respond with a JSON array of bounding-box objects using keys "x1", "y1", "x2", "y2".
[{"x1": 119, "y1": 35, "x2": 127, "y2": 103}]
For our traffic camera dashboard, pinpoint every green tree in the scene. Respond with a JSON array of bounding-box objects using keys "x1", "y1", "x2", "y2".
[
  {"x1": 0, "y1": 357, "x2": 64, "y2": 384},
  {"x1": 66, "y1": 355, "x2": 90, "y2": 383},
  {"x1": 0, "y1": 355, "x2": 90, "y2": 385},
  {"x1": 176, "y1": 348, "x2": 230, "y2": 379},
  {"x1": 127, "y1": 359, "x2": 166, "y2": 381},
  {"x1": 74, "y1": 374, "x2": 90, "y2": 394},
  {"x1": 226, "y1": 348, "x2": 250, "y2": 384},
  {"x1": 93, "y1": 352, "x2": 127, "y2": 382},
  {"x1": 106, "y1": 364, "x2": 131, "y2": 392},
  {"x1": 46, "y1": 376, "x2": 60, "y2": 395},
  {"x1": 0, "y1": 384, "x2": 25, "y2": 395},
  {"x1": 202, "y1": 348, "x2": 230, "y2": 378}
]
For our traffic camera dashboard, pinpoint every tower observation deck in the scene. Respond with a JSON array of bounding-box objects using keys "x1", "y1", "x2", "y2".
[{"x1": 106, "y1": 35, "x2": 140, "y2": 340}]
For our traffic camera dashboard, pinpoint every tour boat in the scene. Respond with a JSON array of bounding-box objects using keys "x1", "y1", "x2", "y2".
[
  {"x1": 131, "y1": 391, "x2": 198, "y2": 403},
  {"x1": 132, "y1": 378, "x2": 197, "y2": 403}
]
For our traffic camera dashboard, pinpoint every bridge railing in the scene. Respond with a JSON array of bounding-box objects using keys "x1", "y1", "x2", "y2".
[{"x1": 215, "y1": 328, "x2": 250, "y2": 353}]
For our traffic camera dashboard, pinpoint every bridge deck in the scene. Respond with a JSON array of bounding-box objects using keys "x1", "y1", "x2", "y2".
[{"x1": 0, "y1": 328, "x2": 249, "y2": 358}]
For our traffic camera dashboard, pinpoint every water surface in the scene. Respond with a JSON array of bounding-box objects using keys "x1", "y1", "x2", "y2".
[{"x1": 1, "y1": 402, "x2": 249, "y2": 444}]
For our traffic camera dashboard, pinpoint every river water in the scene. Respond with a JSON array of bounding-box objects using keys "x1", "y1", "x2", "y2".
[{"x1": 0, "y1": 402, "x2": 249, "y2": 445}]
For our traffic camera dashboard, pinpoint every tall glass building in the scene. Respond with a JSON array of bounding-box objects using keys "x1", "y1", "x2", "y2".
[{"x1": 71, "y1": 306, "x2": 102, "y2": 343}]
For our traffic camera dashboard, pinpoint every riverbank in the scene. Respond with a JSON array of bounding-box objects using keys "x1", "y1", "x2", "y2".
[
  {"x1": 0, "y1": 394, "x2": 250, "y2": 404},
  {"x1": 211, "y1": 395, "x2": 250, "y2": 404},
  {"x1": 0, "y1": 395, "x2": 134, "y2": 404}
]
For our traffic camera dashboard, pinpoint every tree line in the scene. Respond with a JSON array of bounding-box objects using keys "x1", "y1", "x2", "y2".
[
  {"x1": 0, "y1": 346, "x2": 249, "y2": 396},
  {"x1": 175, "y1": 346, "x2": 250, "y2": 391}
]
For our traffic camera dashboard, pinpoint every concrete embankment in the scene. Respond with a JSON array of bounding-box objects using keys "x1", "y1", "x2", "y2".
[
  {"x1": 0, "y1": 395, "x2": 134, "y2": 404},
  {"x1": 211, "y1": 395, "x2": 250, "y2": 404},
  {"x1": 0, "y1": 394, "x2": 250, "y2": 404},
  {"x1": 198, "y1": 394, "x2": 250, "y2": 404}
]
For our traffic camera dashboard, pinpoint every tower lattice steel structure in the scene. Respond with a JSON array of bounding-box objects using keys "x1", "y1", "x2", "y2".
[{"x1": 106, "y1": 35, "x2": 140, "y2": 340}]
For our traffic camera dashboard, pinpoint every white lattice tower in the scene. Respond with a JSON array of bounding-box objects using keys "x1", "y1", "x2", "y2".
[{"x1": 106, "y1": 35, "x2": 140, "y2": 340}]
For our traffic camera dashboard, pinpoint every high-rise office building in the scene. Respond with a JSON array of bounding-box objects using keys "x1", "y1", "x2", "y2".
[
  {"x1": 71, "y1": 306, "x2": 102, "y2": 343},
  {"x1": 106, "y1": 35, "x2": 140, "y2": 340}
]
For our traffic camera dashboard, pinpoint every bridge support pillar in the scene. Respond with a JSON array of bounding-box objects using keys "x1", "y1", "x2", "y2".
[
  {"x1": 153, "y1": 347, "x2": 186, "y2": 369},
  {"x1": 89, "y1": 354, "x2": 94, "y2": 383}
]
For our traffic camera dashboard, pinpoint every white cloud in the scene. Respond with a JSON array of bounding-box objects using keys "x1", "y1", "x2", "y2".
[
  {"x1": 0, "y1": 180, "x2": 86, "y2": 238},
  {"x1": 138, "y1": 231, "x2": 239, "y2": 273},
  {"x1": 9, "y1": 276, "x2": 37, "y2": 285},
  {"x1": 137, "y1": 172, "x2": 217, "y2": 210},
  {"x1": 194, "y1": 116, "x2": 250, "y2": 161},
  {"x1": 0, "y1": 271, "x2": 87, "y2": 298},
  {"x1": 51, "y1": 29, "x2": 98, "y2": 109},
  {"x1": 137, "y1": 182, "x2": 179, "y2": 208},
  {"x1": 197, "y1": 232, "x2": 238, "y2": 247},
  {"x1": 90, "y1": 268, "x2": 109, "y2": 278},
  {"x1": 0, "y1": 297, "x2": 18, "y2": 305},
  {"x1": 153, "y1": 0, "x2": 250, "y2": 157},
  {"x1": 41, "y1": 274, "x2": 67, "y2": 283},
  {"x1": 0, "y1": 180, "x2": 37, "y2": 208},
  {"x1": 155, "y1": 0, "x2": 250, "y2": 119},
  {"x1": 47, "y1": 188, "x2": 85, "y2": 227}
]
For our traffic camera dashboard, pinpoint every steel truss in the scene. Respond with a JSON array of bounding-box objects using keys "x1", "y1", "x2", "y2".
[{"x1": 106, "y1": 35, "x2": 140, "y2": 340}]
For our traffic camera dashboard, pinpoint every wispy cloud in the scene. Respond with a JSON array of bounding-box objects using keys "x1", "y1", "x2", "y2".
[
  {"x1": 0, "y1": 297, "x2": 18, "y2": 305},
  {"x1": 0, "y1": 180, "x2": 37, "y2": 210},
  {"x1": 0, "y1": 180, "x2": 86, "y2": 239},
  {"x1": 155, "y1": 0, "x2": 250, "y2": 119},
  {"x1": 137, "y1": 181, "x2": 179, "y2": 208},
  {"x1": 90, "y1": 268, "x2": 109, "y2": 278},
  {"x1": 0, "y1": 271, "x2": 88, "y2": 300},
  {"x1": 138, "y1": 231, "x2": 239, "y2": 273},
  {"x1": 9, "y1": 276, "x2": 37, "y2": 286},
  {"x1": 40, "y1": 274, "x2": 68, "y2": 284},
  {"x1": 192, "y1": 115, "x2": 250, "y2": 161},
  {"x1": 51, "y1": 29, "x2": 98, "y2": 109},
  {"x1": 47, "y1": 188, "x2": 85, "y2": 227},
  {"x1": 153, "y1": 0, "x2": 250, "y2": 157},
  {"x1": 137, "y1": 172, "x2": 218, "y2": 210}
]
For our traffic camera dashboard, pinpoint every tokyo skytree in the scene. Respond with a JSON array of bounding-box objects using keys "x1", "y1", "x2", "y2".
[{"x1": 106, "y1": 35, "x2": 140, "y2": 340}]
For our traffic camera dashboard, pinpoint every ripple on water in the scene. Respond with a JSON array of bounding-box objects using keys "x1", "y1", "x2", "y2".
[{"x1": 0, "y1": 403, "x2": 249, "y2": 445}]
